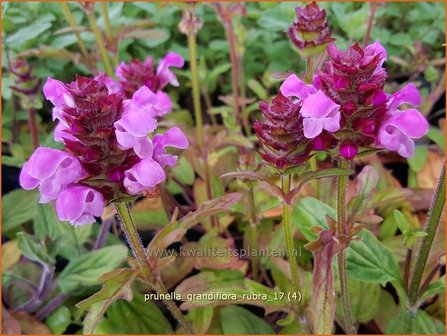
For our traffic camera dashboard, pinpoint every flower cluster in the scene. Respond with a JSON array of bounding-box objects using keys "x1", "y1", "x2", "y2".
[
  {"x1": 288, "y1": 1, "x2": 334, "y2": 57},
  {"x1": 106, "y1": 52, "x2": 184, "y2": 119},
  {"x1": 268, "y1": 40, "x2": 429, "y2": 163},
  {"x1": 20, "y1": 73, "x2": 188, "y2": 225},
  {"x1": 254, "y1": 92, "x2": 312, "y2": 170}
]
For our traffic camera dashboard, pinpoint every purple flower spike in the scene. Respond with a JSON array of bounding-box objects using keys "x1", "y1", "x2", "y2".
[
  {"x1": 300, "y1": 90, "x2": 341, "y2": 138},
  {"x1": 56, "y1": 185, "x2": 105, "y2": 225},
  {"x1": 280, "y1": 74, "x2": 316, "y2": 101},
  {"x1": 378, "y1": 109, "x2": 428, "y2": 158},
  {"x1": 153, "y1": 127, "x2": 189, "y2": 167},
  {"x1": 19, "y1": 148, "x2": 86, "y2": 203},
  {"x1": 156, "y1": 52, "x2": 184, "y2": 88},
  {"x1": 387, "y1": 83, "x2": 421, "y2": 113},
  {"x1": 124, "y1": 158, "x2": 166, "y2": 195}
]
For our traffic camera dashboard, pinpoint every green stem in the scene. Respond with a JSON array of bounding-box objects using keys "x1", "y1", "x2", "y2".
[
  {"x1": 336, "y1": 160, "x2": 356, "y2": 334},
  {"x1": 247, "y1": 186, "x2": 259, "y2": 281},
  {"x1": 60, "y1": 3, "x2": 90, "y2": 61},
  {"x1": 114, "y1": 203, "x2": 194, "y2": 334},
  {"x1": 305, "y1": 57, "x2": 319, "y2": 198},
  {"x1": 408, "y1": 163, "x2": 445, "y2": 306},
  {"x1": 100, "y1": 2, "x2": 117, "y2": 68},
  {"x1": 187, "y1": 32, "x2": 204, "y2": 148},
  {"x1": 87, "y1": 11, "x2": 114, "y2": 77},
  {"x1": 281, "y1": 174, "x2": 301, "y2": 312}
]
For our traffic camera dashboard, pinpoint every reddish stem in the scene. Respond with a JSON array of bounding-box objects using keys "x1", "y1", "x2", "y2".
[
  {"x1": 28, "y1": 108, "x2": 39, "y2": 149},
  {"x1": 364, "y1": 3, "x2": 377, "y2": 47}
]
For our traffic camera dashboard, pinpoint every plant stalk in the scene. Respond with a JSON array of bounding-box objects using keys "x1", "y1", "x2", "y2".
[
  {"x1": 60, "y1": 3, "x2": 90, "y2": 62},
  {"x1": 408, "y1": 163, "x2": 445, "y2": 305},
  {"x1": 100, "y1": 2, "x2": 118, "y2": 68},
  {"x1": 28, "y1": 108, "x2": 39, "y2": 149},
  {"x1": 336, "y1": 160, "x2": 356, "y2": 334},
  {"x1": 403, "y1": 248, "x2": 412, "y2": 291},
  {"x1": 87, "y1": 11, "x2": 114, "y2": 77},
  {"x1": 114, "y1": 202, "x2": 194, "y2": 334},
  {"x1": 281, "y1": 174, "x2": 301, "y2": 312},
  {"x1": 247, "y1": 186, "x2": 259, "y2": 281},
  {"x1": 187, "y1": 32, "x2": 204, "y2": 148}
]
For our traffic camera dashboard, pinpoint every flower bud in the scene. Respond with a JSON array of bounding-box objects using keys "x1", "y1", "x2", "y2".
[{"x1": 288, "y1": 2, "x2": 334, "y2": 57}]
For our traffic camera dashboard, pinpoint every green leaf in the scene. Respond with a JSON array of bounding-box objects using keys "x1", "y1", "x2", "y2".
[
  {"x1": 93, "y1": 290, "x2": 173, "y2": 334},
  {"x1": 76, "y1": 268, "x2": 138, "y2": 334},
  {"x1": 336, "y1": 279, "x2": 381, "y2": 323},
  {"x1": 291, "y1": 197, "x2": 334, "y2": 241},
  {"x1": 393, "y1": 209, "x2": 409, "y2": 233},
  {"x1": 347, "y1": 166, "x2": 379, "y2": 218},
  {"x1": 220, "y1": 305, "x2": 274, "y2": 334},
  {"x1": 407, "y1": 146, "x2": 429, "y2": 172},
  {"x1": 426, "y1": 126, "x2": 445, "y2": 150},
  {"x1": 58, "y1": 245, "x2": 128, "y2": 293},
  {"x1": 17, "y1": 232, "x2": 55, "y2": 265},
  {"x1": 2, "y1": 189, "x2": 38, "y2": 232},
  {"x1": 386, "y1": 309, "x2": 445, "y2": 334},
  {"x1": 189, "y1": 307, "x2": 214, "y2": 334},
  {"x1": 347, "y1": 229, "x2": 402, "y2": 285},
  {"x1": 46, "y1": 306, "x2": 71, "y2": 334},
  {"x1": 170, "y1": 156, "x2": 195, "y2": 185},
  {"x1": 418, "y1": 275, "x2": 446, "y2": 304},
  {"x1": 247, "y1": 79, "x2": 268, "y2": 100},
  {"x1": 34, "y1": 203, "x2": 62, "y2": 240}
]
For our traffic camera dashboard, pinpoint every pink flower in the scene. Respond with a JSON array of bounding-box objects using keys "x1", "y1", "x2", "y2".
[
  {"x1": 279, "y1": 74, "x2": 316, "y2": 101},
  {"x1": 56, "y1": 186, "x2": 105, "y2": 225},
  {"x1": 378, "y1": 109, "x2": 428, "y2": 158},
  {"x1": 300, "y1": 90, "x2": 341, "y2": 138},
  {"x1": 124, "y1": 158, "x2": 166, "y2": 195},
  {"x1": 340, "y1": 143, "x2": 358, "y2": 160},
  {"x1": 43, "y1": 77, "x2": 73, "y2": 109},
  {"x1": 153, "y1": 127, "x2": 189, "y2": 167},
  {"x1": 378, "y1": 83, "x2": 428, "y2": 158},
  {"x1": 156, "y1": 52, "x2": 184, "y2": 88},
  {"x1": 386, "y1": 83, "x2": 421, "y2": 113},
  {"x1": 19, "y1": 148, "x2": 86, "y2": 203}
]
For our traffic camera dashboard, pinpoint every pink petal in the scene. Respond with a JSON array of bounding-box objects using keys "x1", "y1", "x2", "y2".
[
  {"x1": 156, "y1": 52, "x2": 184, "y2": 88},
  {"x1": 301, "y1": 90, "x2": 340, "y2": 119},
  {"x1": 124, "y1": 158, "x2": 166, "y2": 195},
  {"x1": 279, "y1": 74, "x2": 316, "y2": 100},
  {"x1": 384, "y1": 109, "x2": 429, "y2": 138},
  {"x1": 303, "y1": 118, "x2": 324, "y2": 139},
  {"x1": 152, "y1": 91, "x2": 173, "y2": 117},
  {"x1": 20, "y1": 148, "x2": 86, "y2": 202},
  {"x1": 153, "y1": 127, "x2": 189, "y2": 167},
  {"x1": 364, "y1": 40, "x2": 387, "y2": 67},
  {"x1": 131, "y1": 86, "x2": 159, "y2": 108},
  {"x1": 43, "y1": 77, "x2": 73, "y2": 108},
  {"x1": 56, "y1": 186, "x2": 105, "y2": 225},
  {"x1": 387, "y1": 83, "x2": 421, "y2": 112}
]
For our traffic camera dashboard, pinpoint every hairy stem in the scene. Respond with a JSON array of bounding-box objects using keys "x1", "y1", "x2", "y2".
[
  {"x1": 115, "y1": 203, "x2": 194, "y2": 334},
  {"x1": 364, "y1": 3, "x2": 377, "y2": 46},
  {"x1": 403, "y1": 248, "x2": 412, "y2": 291},
  {"x1": 87, "y1": 11, "x2": 114, "y2": 77},
  {"x1": 247, "y1": 186, "x2": 259, "y2": 281},
  {"x1": 28, "y1": 108, "x2": 39, "y2": 149},
  {"x1": 100, "y1": 2, "x2": 117, "y2": 68},
  {"x1": 59, "y1": 3, "x2": 90, "y2": 62},
  {"x1": 336, "y1": 160, "x2": 356, "y2": 334},
  {"x1": 281, "y1": 174, "x2": 301, "y2": 312},
  {"x1": 408, "y1": 163, "x2": 445, "y2": 305},
  {"x1": 187, "y1": 33, "x2": 204, "y2": 148}
]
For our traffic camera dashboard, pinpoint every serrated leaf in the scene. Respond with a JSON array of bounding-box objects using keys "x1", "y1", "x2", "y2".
[
  {"x1": 17, "y1": 232, "x2": 54, "y2": 265},
  {"x1": 2, "y1": 189, "x2": 38, "y2": 233},
  {"x1": 76, "y1": 268, "x2": 137, "y2": 334},
  {"x1": 58, "y1": 245, "x2": 128, "y2": 293},
  {"x1": 346, "y1": 229, "x2": 402, "y2": 285}
]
